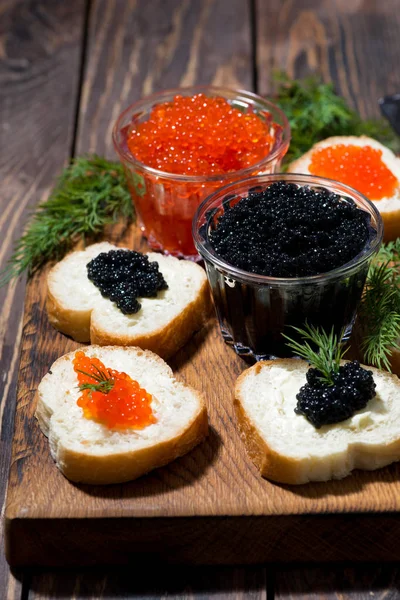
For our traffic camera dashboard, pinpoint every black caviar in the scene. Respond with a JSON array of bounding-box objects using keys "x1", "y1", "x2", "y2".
[
  {"x1": 209, "y1": 182, "x2": 370, "y2": 277},
  {"x1": 295, "y1": 361, "x2": 376, "y2": 428},
  {"x1": 87, "y1": 250, "x2": 168, "y2": 314},
  {"x1": 198, "y1": 180, "x2": 378, "y2": 360}
]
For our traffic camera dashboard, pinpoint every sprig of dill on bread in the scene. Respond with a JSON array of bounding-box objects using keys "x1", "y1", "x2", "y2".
[
  {"x1": 76, "y1": 365, "x2": 115, "y2": 395},
  {"x1": 283, "y1": 323, "x2": 348, "y2": 385}
]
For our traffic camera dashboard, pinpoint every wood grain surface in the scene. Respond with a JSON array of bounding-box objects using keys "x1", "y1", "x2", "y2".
[
  {"x1": 28, "y1": 565, "x2": 268, "y2": 599},
  {"x1": 2, "y1": 0, "x2": 400, "y2": 598},
  {"x1": 0, "y1": 0, "x2": 86, "y2": 596},
  {"x1": 273, "y1": 564, "x2": 400, "y2": 600}
]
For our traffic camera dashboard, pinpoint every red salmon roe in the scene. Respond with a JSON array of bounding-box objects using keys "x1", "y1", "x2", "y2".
[
  {"x1": 127, "y1": 94, "x2": 275, "y2": 175},
  {"x1": 309, "y1": 144, "x2": 398, "y2": 200},
  {"x1": 73, "y1": 351, "x2": 156, "y2": 430}
]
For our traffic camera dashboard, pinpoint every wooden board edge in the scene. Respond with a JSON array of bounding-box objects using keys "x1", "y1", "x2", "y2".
[{"x1": 5, "y1": 513, "x2": 400, "y2": 567}]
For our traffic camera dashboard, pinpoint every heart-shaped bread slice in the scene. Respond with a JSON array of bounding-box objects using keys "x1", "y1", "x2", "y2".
[
  {"x1": 46, "y1": 242, "x2": 211, "y2": 358},
  {"x1": 36, "y1": 345, "x2": 208, "y2": 484},
  {"x1": 234, "y1": 358, "x2": 400, "y2": 484}
]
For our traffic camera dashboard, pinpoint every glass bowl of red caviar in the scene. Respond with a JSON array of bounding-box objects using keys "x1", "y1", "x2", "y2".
[
  {"x1": 193, "y1": 173, "x2": 383, "y2": 361},
  {"x1": 112, "y1": 87, "x2": 290, "y2": 259}
]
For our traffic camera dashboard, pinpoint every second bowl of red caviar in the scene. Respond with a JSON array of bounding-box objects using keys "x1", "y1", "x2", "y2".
[{"x1": 112, "y1": 87, "x2": 290, "y2": 258}]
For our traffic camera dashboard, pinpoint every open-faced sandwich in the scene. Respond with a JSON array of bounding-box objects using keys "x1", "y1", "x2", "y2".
[
  {"x1": 46, "y1": 242, "x2": 211, "y2": 358},
  {"x1": 36, "y1": 345, "x2": 208, "y2": 484},
  {"x1": 234, "y1": 325, "x2": 400, "y2": 484}
]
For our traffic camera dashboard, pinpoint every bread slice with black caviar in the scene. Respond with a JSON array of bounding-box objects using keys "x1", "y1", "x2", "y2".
[
  {"x1": 234, "y1": 358, "x2": 400, "y2": 484},
  {"x1": 46, "y1": 242, "x2": 211, "y2": 358}
]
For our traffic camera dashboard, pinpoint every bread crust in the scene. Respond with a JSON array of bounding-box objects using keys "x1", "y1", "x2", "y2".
[
  {"x1": 234, "y1": 358, "x2": 400, "y2": 485},
  {"x1": 389, "y1": 347, "x2": 400, "y2": 378},
  {"x1": 35, "y1": 346, "x2": 208, "y2": 485},
  {"x1": 46, "y1": 284, "x2": 91, "y2": 343},
  {"x1": 52, "y1": 404, "x2": 208, "y2": 485},
  {"x1": 90, "y1": 277, "x2": 212, "y2": 359},
  {"x1": 288, "y1": 135, "x2": 400, "y2": 243},
  {"x1": 46, "y1": 245, "x2": 212, "y2": 357},
  {"x1": 234, "y1": 360, "x2": 306, "y2": 484},
  {"x1": 381, "y1": 211, "x2": 400, "y2": 243}
]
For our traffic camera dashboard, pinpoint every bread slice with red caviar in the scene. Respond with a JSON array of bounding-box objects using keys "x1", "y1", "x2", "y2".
[
  {"x1": 35, "y1": 345, "x2": 208, "y2": 484},
  {"x1": 46, "y1": 242, "x2": 211, "y2": 359},
  {"x1": 234, "y1": 358, "x2": 400, "y2": 485},
  {"x1": 289, "y1": 135, "x2": 400, "y2": 242}
]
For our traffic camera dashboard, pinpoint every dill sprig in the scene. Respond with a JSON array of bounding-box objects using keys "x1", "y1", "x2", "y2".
[
  {"x1": 0, "y1": 155, "x2": 133, "y2": 286},
  {"x1": 273, "y1": 72, "x2": 400, "y2": 165},
  {"x1": 374, "y1": 238, "x2": 400, "y2": 263},
  {"x1": 283, "y1": 323, "x2": 348, "y2": 385},
  {"x1": 358, "y1": 240, "x2": 400, "y2": 371},
  {"x1": 77, "y1": 364, "x2": 114, "y2": 395}
]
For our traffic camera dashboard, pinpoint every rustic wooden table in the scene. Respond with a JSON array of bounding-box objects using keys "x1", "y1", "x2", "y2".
[{"x1": 2, "y1": 0, "x2": 400, "y2": 597}]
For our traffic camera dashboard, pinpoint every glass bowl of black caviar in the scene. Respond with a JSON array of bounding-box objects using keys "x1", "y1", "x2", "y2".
[{"x1": 193, "y1": 174, "x2": 383, "y2": 361}]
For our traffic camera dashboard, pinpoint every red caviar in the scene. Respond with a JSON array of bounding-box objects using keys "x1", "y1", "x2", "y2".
[
  {"x1": 309, "y1": 144, "x2": 398, "y2": 200},
  {"x1": 127, "y1": 94, "x2": 275, "y2": 176},
  {"x1": 73, "y1": 351, "x2": 156, "y2": 430}
]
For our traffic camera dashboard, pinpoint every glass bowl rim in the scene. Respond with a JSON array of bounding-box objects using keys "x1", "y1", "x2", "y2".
[
  {"x1": 192, "y1": 172, "x2": 384, "y2": 286},
  {"x1": 112, "y1": 85, "x2": 291, "y2": 182}
]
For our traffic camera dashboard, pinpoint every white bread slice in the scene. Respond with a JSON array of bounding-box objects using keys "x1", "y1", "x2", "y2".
[
  {"x1": 46, "y1": 242, "x2": 211, "y2": 358},
  {"x1": 234, "y1": 358, "x2": 400, "y2": 485},
  {"x1": 289, "y1": 135, "x2": 400, "y2": 242},
  {"x1": 35, "y1": 345, "x2": 208, "y2": 484}
]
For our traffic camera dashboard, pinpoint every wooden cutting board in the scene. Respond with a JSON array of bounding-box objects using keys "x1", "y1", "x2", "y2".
[{"x1": 5, "y1": 223, "x2": 400, "y2": 567}]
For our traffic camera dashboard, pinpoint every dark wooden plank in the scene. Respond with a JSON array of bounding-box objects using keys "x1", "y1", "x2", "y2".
[
  {"x1": 274, "y1": 564, "x2": 400, "y2": 599},
  {"x1": 0, "y1": 0, "x2": 87, "y2": 597},
  {"x1": 28, "y1": 565, "x2": 266, "y2": 599},
  {"x1": 256, "y1": 0, "x2": 400, "y2": 118}
]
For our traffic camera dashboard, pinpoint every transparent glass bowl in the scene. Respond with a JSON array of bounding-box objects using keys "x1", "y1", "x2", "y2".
[
  {"x1": 112, "y1": 86, "x2": 290, "y2": 259},
  {"x1": 193, "y1": 173, "x2": 383, "y2": 361}
]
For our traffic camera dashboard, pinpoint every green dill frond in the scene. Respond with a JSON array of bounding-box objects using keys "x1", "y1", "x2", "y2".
[
  {"x1": 375, "y1": 238, "x2": 400, "y2": 263},
  {"x1": 0, "y1": 155, "x2": 134, "y2": 286},
  {"x1": 272, "y1": 72, "x2": 400, "y2": 165},
  {"x1": 361, "y1": 314, "x2": 400, "y2": 372},
  {"x1": 76, "y1": 366, "x2": 114, "y2": 395},
  {"x1": 283, "y1": 323, "x2": 348, "y2": 385},
  {"x1": 358, "y1": 243, "x2": 400, "y2": 371},
  {"x1": 79, "y1": 380, "x2": 115, "y2": 394}
]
